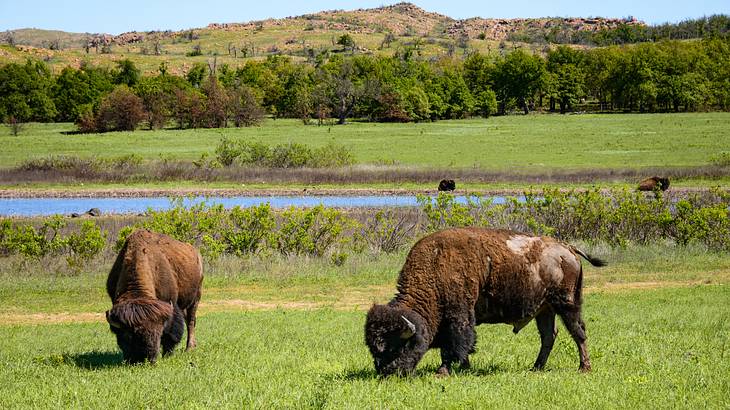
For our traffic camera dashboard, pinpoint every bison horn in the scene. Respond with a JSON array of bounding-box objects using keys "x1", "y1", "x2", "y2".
[{"x1": 400, "y1": 315, "x2": 416, "y2": 339}]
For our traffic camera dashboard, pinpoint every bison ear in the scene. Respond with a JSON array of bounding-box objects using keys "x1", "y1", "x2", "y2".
[{"x1": 400, "y1": 315, "x2": 416, "y2": 339}]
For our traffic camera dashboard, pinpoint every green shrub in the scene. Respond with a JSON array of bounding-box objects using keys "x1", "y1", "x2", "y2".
[
  {"x1": 214, "y1": 137, "x2": 243, "y2": 166},
  {"x1": 212, "y1": 138, "x2": 356, "y2": 168},
  {"x1": 311, "y1": 142, "x2": 356, "y2": 167},
  {"x1": 268, "y1": 143, "x2": 313, "y2": 168},
  {"x1": 222, "y1": 204, "x2": 276, "y2": 256},
  {"x1": 65, "y1": 220, "x2": 107, "y2": 270},
  {"x1": 275, "y1": 205, "x2": 356, "y2": 257}
]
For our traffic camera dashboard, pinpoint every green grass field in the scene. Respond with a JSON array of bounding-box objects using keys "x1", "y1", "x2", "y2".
[
  {"x1": 1, "y1": 245, "x2": 729, "y2": 408},
  {"x1": 0, "y1": 243, "x2": 730, "y2": 408},
  {"x1": 2, "y1": 113, "x2": 728, "y2": 170}
]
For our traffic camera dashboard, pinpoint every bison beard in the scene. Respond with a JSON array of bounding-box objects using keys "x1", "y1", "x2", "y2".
[
  {"x1": 365, "y1": 227, "x2": 606, "y2": 376},
  {"x1": 106, "y1": 230, "x2": 203, "y2": 364}
]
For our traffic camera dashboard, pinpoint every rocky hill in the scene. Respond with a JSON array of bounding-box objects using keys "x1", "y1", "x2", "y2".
[{"x1": 0, "y1": 2, "x2": 648, "y2": 74}]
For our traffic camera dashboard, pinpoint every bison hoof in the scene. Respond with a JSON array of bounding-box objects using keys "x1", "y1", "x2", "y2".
[
  {"x1": 579, "y1": 364, "x2": 592, "y2": 372},
  {"x1": 435, "y1": 366, "x2": 451, "y2": 377}
]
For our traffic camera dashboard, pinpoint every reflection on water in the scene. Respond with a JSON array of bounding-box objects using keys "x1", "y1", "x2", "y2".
[{"x1": 0, "y1": 195, "x2": 509, "y2": 217}]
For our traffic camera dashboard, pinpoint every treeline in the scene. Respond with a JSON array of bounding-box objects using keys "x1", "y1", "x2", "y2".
[
  {"x1": 512, "y1": 15, "x2": 730, "y2": 46},
  {"x1": 1, "y1": 37, "x2": 729, "y2": 132}
]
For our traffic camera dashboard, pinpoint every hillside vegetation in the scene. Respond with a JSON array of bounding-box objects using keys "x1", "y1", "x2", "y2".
[{"x1": 1, "y1": 3, "x2": 728, "y2": 75}]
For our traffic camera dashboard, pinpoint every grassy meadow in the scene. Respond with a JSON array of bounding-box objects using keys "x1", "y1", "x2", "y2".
[
  {"x1": 1, "y1": 112, "x2": 729, "y2": 191},
  {"x1": 1, "y1": 113, "x2": 728, "y2": 169},
  {"x1": 1, "y1": 244, "x2": 729, "y2": 408},
  {"x1": 1, "y1": 112, "x2": 729, "y2": 407}
]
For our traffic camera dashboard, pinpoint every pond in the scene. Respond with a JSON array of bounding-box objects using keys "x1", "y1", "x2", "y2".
[{"x1": 0, "y1": 195, "x2": 509, "y2": 217}]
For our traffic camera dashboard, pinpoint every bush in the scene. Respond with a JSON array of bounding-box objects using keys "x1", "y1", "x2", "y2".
[
  {"x1": 362, "y1": 210, "x2": 418, "y2": 253},
  {"x1": 275, "y1": 205, "x2": 356, "y2": 257},
  {"x1": 419, "y1": 190, "x2": 730, "y2": 251},
  {"x1": 212, "y1": 138, "x2": 356, "y2": 168},
  {"x1": 65, "y1": 220, "x2": 107, "y2": 270},
  {"x1": 221, "y1": 204, "x2": 276, "y2": 256},
  {"x1": 78, "y1": 86, "x2": 145, "y2": 133}
]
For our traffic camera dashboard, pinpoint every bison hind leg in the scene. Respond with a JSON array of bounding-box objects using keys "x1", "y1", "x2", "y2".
[
  {"x1": 557, "y1": 308, "x2": 591, "y2": 372},
  {"x1": 437, "y1": 310, "x2": 476, "y2": 376},
  {"x1": 532, "y1": 309, "x2": 558, "y2": 371},
  {"x1": 161, "y1": 306, "x2": 185, "y2": 356}
]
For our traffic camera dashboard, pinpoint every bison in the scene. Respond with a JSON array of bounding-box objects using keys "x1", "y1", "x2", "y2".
[
  {"x1": 365, "y1": 227, "x2": 606, "y2": 376},
  {"x1": 638, "y1": 176, "x2": 670, "y2": 191},
  {"x1": 106, "y1": 230, "x2": 203, "y2": 364},
  {"x1": 438, "y1": 179, "x2": 456, "y2": 192}
]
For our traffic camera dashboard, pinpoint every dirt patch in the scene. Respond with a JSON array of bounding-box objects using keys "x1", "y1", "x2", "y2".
[
  {"x1": 0, "y1": 281, "x2": 718, "y2": 325},
  {"x1": 0, "y1": 312, "x2": 104, "y2": 325}
]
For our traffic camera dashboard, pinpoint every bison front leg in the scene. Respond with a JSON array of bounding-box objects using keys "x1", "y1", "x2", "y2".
[
  {"x1": 161, "y1": 306, "x2": 185, "y2": 356},
  {"x1": 558, "y1": 308, "x2": 591, "y2": 372},
  {"x1": 532, "y1": 309, "x2": 558, "y2": 371},
  {"x1": 437, "y1": 310, "x2": 476, "y2": 376},
  {"x1": 184, "y1": 299, "x2": 200, "y2": 351}
]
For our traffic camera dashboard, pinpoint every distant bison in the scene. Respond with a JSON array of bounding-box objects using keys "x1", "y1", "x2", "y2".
[
  {"x1": 365, "y1": 227, "x2": 606, "y2": 376},
  {"x1": 638, "y1": 176, "x2": 670, "y2": 191},
  {"x1": 438, "y1": 179, "x2": 456, "y2": 191},
  {"x1": 106, "y1": 230, "x2": 203, "y2": 364}
]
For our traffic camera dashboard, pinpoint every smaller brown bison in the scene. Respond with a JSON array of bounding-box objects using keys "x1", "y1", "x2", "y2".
[
  {"x1": 106, "y1": 230, "x2": 203, "y2": 364},
  {"x1": 438, "y1": 179, "x2": 456, "y2": 191},
  {"x1": 365, "y1": 228, "x2": 605, "y2": 376},
  {"x1": 638, "y1": 176, "x2": 670, "y2": 191}
]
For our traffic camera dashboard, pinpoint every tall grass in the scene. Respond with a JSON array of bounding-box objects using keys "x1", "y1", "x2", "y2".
[{"x1": 2, "y1": 157, "x2": 729, "y2": 185}]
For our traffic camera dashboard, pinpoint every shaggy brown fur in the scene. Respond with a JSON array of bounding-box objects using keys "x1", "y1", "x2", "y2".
[
  {"x1": 106, "y1": 229, "x2": 203, "y2": 364},
  {"x1": 365, "y1": 227, "x2": 606, "y2": 376},
  {"x1": 438, "y1": 179, "x2": 456, "y2": 191},
  {"x1": 638, "y1": 176, "x2": 670, "y2": 191}
]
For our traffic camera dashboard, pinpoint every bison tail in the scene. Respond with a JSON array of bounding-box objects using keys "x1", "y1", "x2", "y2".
[{"x1": 572, "y1": 247, "x2": 607, "y2": 267}]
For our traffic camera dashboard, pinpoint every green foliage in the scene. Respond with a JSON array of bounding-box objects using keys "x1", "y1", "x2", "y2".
[
  {"x1": 0, "y1": 60, "x2": 57, "y2": 122},
  {"x1": 417, "y1": 193, "x2": 497, "y2": 231},
  {"x1": 275, "y1": 205, "x2": 356, "y2": 257},
  {"x1": 213, "y1": 137, "x2": 356, "y2": 168},
  {"x1": 0, "y1": 217, "x2": 106, "y2": 268},
  {"x1": 221, "y1": 205, "x2": 276, "y2": 256},
  {"x1": 419, "y1": 190, "x2": 730, "y2": 251},
  {"x1": 113, "y1": 59, "x2": 141, "y2": 87},
  {"x1": 65, "y1": 221, "x2": 106, "y2": 270}
]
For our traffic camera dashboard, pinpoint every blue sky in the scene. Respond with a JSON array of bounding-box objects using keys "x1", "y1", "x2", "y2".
[{"x1": 1, "y1": 0, "x2": 728, "y2": 34}]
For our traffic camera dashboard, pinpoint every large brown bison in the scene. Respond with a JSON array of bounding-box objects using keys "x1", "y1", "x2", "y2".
[
  {"x1": 106, "y1": 230, "x2": 203, "y2": 364},
  {"x1": 365, "y1": 227, "x2": 606, "y2": 376},
  {"x1": 638, "y1": 176, "x2": 670, "y2": 191}
]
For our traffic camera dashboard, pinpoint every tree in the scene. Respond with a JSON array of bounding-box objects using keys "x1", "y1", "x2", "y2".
[
  {"x1": 52, "y1": 65, "x2": 114, "y2": 122},
  {"x1": 201, "y1": 76, "x2": 228, "y2": 128},
  {"x1": 113, "y1": 59, "x2": 140, "y2": 87},
  {"x1": 547, "y1": 46, "x2": 586, "y2": 113},
  {"x1": 186, "y1": 62, "x2": 208, "y2": 88},
  {"x1": 87, "y1": 86, "x2": 145, "y2": 132},
  {"x1": 492, "y1": 49, "x2": 547, "y2": 114},
  {"x1": 228, "y1": 86, "x2": 265, "y2": 127},
  {"x1": 337, "y1": 34, "x2": 356, "y2": 53},
  {"x1": 0, "y1": 60, "x2": 57, "y2": 124}
]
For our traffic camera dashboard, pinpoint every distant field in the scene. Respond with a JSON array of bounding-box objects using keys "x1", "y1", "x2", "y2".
[
  {"x1": 1, "y1": 113, "x2": 728, "y2": 172},
  {"x1": 0, "y1": 242, "x2": 728, "y2": 408}
]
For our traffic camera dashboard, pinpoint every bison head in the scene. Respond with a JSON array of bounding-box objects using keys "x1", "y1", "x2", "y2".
[
  {"x1": 106, "y1": 298, "x2": 173, "y2": 364},
  {"x1": 365, "y1": 304, "x2": 429, "y2": 376}
]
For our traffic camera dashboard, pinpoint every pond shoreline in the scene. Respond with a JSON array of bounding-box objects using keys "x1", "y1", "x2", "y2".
[
  {"x1": 0, "y1": 187, "x2": 518, "y2": 199},
  {"x1": 0, "y1": 186, "x2": 720, "y2": 199}
]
